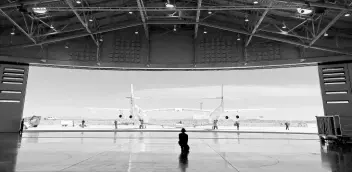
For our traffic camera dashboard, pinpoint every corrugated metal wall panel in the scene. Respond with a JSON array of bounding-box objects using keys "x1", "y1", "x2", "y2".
[
  {"x1": 318, "y1": 63, "x2": 352, "y2": 117},
  {"x1": 0, "y1": 63, "x2": 29, "y2": 132}
]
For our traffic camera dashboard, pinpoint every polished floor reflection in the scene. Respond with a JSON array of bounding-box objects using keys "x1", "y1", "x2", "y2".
[{"x1": 0, "y1": 132, "x2": 350, "y2": 172}]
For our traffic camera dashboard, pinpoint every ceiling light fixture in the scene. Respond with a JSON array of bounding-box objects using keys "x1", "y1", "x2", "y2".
[
  {"x1": 282, "y1": 23, "x2": 287, "y2": 29},
  {"x1": 129, "y1": 11, "x2": 133, "y2": 14},
  {"x1": 345, "y1": 13, "x2": 350, "y2": 17},
  {"x1": 135, "y1": 31, "x2": 139, "y2": 34},
  {"x1": 10, "y1": 28, "x2": 15, "y2": 35},
  {"x1": 297, "y1": 8, "x2": 313, "y2": 15},
  {"x1": 173, "y1": 25, "x2": 177, "y2": 32},
  {"x1": 253, "y1": 1, "x2": 259, "y2": 4},
  {"x1": 50, "y1": 24, "x2": 54, "y2": 29},
  {"x1": 165, "y1": 3, "x2": 175, "y2": 8},
  {"x1": 237, "y1": 34, "x2": 241, "y2": 41},
  {"x1": 324, "y1": 32, "x2": 328, "y2": 36},
  {"x1": 280, "y1": 30, "x2": 288, "y2": 35},
  {"x1": 245, "y1": 18, "x2": 249, "y2": 22},
  {"x1": 32, "y1": 7, "x2": 47, "y2": 14},
  {"x1": 76, "y1": 0, "x2": 81, "y2": 4},
  {"x1": 208, "y1": 11, "x2": 212, "y2": 15},
  {"x1": 89, "y1": 18, "x2": 93, "y2": 22}
]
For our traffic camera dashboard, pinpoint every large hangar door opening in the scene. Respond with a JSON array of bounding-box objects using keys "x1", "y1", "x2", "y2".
[{"x1": 23, "y1": 66, "x2": 323, "y2": 132}]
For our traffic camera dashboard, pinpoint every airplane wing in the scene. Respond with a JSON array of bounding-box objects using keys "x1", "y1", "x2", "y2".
[
  {"x1": 143, "y1": 108, "x2": 177, "y2": 112},
  {"x1": 87, "y1": 107, "x2": 130, "y2": 111},
  {"x1": 224, "y1": 108, "x2": 276, "y2": 113},
  {"x1": 176, "y1": 108, "x2": 212, "y2": 113},
  {"x1": 143, "y1": 108, "x2": 212, "y2": 113}
]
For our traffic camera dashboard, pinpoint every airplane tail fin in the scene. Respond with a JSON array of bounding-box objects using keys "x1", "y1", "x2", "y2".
[
  {"x1": 131, "y1": 84, "x2": 134, "y2": 99},
  {"x1": 125, "y1": 84, "x2": 136, "y2": 114},
  {"x1": 220, "y1": 84, "x2": 224, "y2": 111},
  {"x1": 221, "y1": 84, "x2": 224, "y2": 103}
]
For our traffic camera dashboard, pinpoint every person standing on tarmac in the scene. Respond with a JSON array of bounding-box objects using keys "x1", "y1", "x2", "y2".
[
  {"x1": 81, "y1": 119, "x2": 85, "y2": 128},
  {"x1": 114, "y1": 120, "x2": 118, "y2": 129},
  {"x1": 139, "y1": 119, "x2": 144, "y2": 129},
  {"x1": 234, "y1": 115, "x2": 240, "y2": 130},
  {"x1": 19, "y1": 119, "x2": 24, "y2": 136},
  {"x1": 285, "y1": 121, "x2": 290, "y2": 130},
  {"x1": 214, "y1": 119, "x2": 218, "y2": 130},
  {"x1": 213, "y1": 119, "x2": 219, "y2": 130}
]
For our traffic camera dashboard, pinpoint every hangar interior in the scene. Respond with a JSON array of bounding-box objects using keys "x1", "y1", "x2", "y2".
[{"x1": 0, "y1": 0, "x2": 352, "y2": 171}]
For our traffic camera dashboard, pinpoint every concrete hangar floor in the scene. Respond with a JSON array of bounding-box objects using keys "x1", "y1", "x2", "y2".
[{"x1": 0, "y1": 131, "x2": 351, "y2": 172}]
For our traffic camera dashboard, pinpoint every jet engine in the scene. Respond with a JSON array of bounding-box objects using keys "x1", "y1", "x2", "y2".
[{"x1": 175, "y1": 108, "x2": 183, "y2": 112}]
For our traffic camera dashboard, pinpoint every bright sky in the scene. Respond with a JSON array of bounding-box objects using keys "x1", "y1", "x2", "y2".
[{"x1": 23, "y1": 66, "x2": 324, "y2": 120}]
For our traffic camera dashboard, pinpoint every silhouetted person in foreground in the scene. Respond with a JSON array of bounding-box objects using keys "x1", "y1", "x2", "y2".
[
  {"x1": 179, "y1": 128, "x2": 189, "y2": 153},
  {"x1": 285, "y1": 122, "x2": 290, "y2": 130},
  {"x1": 19, "y1": 119, "x2": 24, "y2": 136}
]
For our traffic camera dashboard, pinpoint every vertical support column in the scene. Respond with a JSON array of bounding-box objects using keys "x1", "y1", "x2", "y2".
[
  {"x1": 318, "y1": 62, "x2": 352, "y2": 116},
  {"x1": 0, "y1": 62, "x2": 29, "y2": 133}
]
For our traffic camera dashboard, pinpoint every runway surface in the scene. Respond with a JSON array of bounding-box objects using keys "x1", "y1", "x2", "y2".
[{"x1": 0, "y1": 132, "x2": 351, "y2": 172}]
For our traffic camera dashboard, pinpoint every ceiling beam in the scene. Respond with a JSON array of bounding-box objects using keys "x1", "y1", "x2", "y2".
[
  {"x1": 2, "y1": 20, "x2": 351, "y2": 56},
  {"x1": 24, "y1": 6, "x2": 303, "y2": 12},
  {"x1": 309, "y1": 10, "x2": 347, "y2": 46},
  {"x1": 147, "y1": 21, "x2": 197, "y2": 25},
  {"x1": 0, "y1": 23, "x2": 141, "y2": 49},
  {"x1": 201, "y1": 22, "x2": 352, "y2": 56},
  {"x1": 0, "y1": 9, "x2": 36, "y2": 44},
  {"x1": 23, "y1": 4, "x2": 352, "y2": 12},
  {"x1": 136, "y1": 0, "x2": 149, "y2": 39},
  {"x1": 287, "y1": 19, "x2": 308, "y2": 33},
  {"x1": 194, "y1": 0, "x2": 202, "y2": 39},
  {"x1": 260, "y1": 29, "x2": 311, "y2": 40},
  {"x1": 246, "y1": 8, "x2": 269, "y2": 47},
  {"x1": 0, "y1": 0, "x2": 60, "y2": 8},
  {"x1": 1, "y1": 0, "x2": 352, "y2": 11},
  {"x1": 65, "y1": 0, "x2": 98, "y2": 46}
]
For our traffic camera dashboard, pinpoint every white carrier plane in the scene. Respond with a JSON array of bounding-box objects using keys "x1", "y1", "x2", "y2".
[{"x1": 88, "y1": 84, "x2": 274, "y2": 128}]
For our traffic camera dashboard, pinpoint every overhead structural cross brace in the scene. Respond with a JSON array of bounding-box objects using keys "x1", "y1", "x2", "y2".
[
  {"x1": 136, "y1": 0, "x2": 149, "y2": 39},
  {"x1": 246, "y1": 8, "x2": 269, "y2": 47},
  {"x1": 200, "y1": 22, "x2": 352, "y2": 56},
  {"x1": 194, "y1": 0, "x2": 202, "y2": 39},
  {"x1": 309, "y1": 10, "x2": 346, "y2": 46},
  {"x1": 0, "y1": 9, "x2": 36, "y2": 44},
  {"x1": 65, "y1": 0, "x2": 98, "y2": 46},
  {"x1": 2, "y1": 21, "x2": 352, "y2": 56}
]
